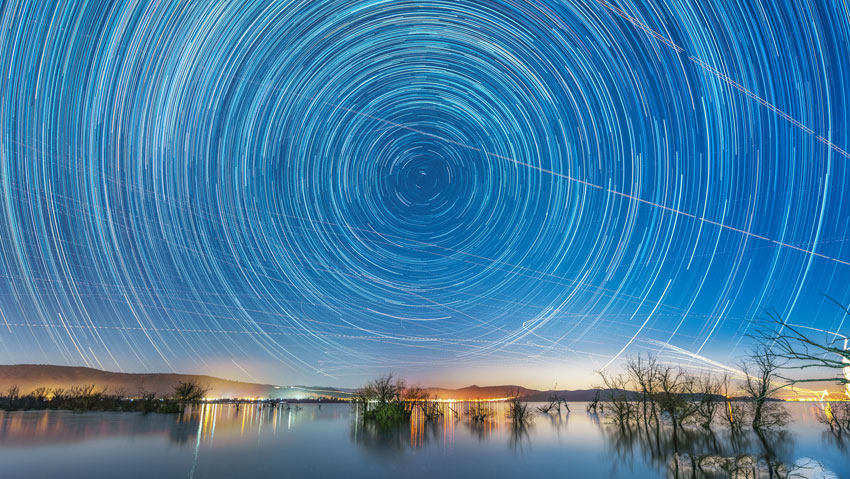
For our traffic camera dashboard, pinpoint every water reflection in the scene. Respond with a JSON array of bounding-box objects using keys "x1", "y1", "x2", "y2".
[
  {"x1": 0, "y1": 402, "x2": 350, "y2": 448},
  {"x1": 821, "y1": 429, "x2": 850, "y2": 455},
  {"x1": 349, "y1": 401, "x2": 559, "y2": 455},
  {"x1": 602, "y1": 420, "x2": 800, "y2": 478},
  {"x1": 0, "y1": 408, "x2": 201, "y2": 446},
  {"x1": 507, "y1": 422, "x2": 532, "y2": 453},
  {"x1": 0, "y1": 402, "x2": 846, "y2": 478},
  {"x1": 351, "y1": 402, "x2": 465, "y2": 452}
]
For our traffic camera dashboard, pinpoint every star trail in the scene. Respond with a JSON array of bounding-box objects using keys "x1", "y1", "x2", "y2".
[{"x1": 0, "y1": 0, "x2": 848, "y2": 387}]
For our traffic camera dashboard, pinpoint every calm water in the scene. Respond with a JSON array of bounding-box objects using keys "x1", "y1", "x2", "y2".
[{"x1": 0, "y1": 402, "x2": 848, "y2": 478}]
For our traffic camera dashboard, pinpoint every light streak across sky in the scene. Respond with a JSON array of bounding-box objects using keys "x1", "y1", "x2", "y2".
[{"x1": 0, "y1": 0, "x2": 848, "y2": 387}]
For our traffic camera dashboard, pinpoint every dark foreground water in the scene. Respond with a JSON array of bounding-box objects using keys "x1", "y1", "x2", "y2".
[{"x1": 0, "y1": 402, "x2": 848, "y2": 478}]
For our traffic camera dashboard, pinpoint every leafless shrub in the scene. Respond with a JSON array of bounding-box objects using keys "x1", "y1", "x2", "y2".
[
  {"x1": 587, "y1": 389, "x2": 601, "y2": 413},
  {"x1": 506, "y1": 390, "x2": 532, "y2": 427},
  {"x1": 537, "y1": 383, "x2": 569, "y2": 415},
  {"x1": 692, "y1": 375, "x2": 723, "y2": 430},
  {"x1": 654, "y1": 366, "x2": 700, "y2": 437},
  {"x1": 721, "y1": 374, "x2": 748, "y2": 432},
  {"x1": 138, "y1": 387, "x2": 159, "y2": 414},
  {"x1": 598, "y1": 372, "x2": 635, "y2": 427},
  {"x1": 469, "y1": 400, "x2": 491, "y2": 423},
  {"x1": 68, "y1": 384, "x2": 107, "y2": 411},
  {"x1": 755, "y1": 302, "x2": 849, "y2": 395},
  {"x1": 418, "y1": 396, "x2": 443, "y2": 421},
  {"x1": 172, "y1": 380, "x2": 209, "y2": 403},
  {"x1": 817, "y1": 400, "x2": 850, "y2": 433},
  {"x1": 6, "y1": 385, "x2": 19, "y2": 406},
  {"x1": 30, "y1": 387, "x2": 51, "y2": 402},
  {"x1": 740, "y1": 347, "x2": 789, "y2": 431},
  {"x1": 627, "y1": 355, "x2": 661, "y2": 429}
]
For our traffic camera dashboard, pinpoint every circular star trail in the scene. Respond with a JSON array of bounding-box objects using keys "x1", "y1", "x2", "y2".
[{"x1": 0, "y1": 0, "x2": 848, "y2": 385}]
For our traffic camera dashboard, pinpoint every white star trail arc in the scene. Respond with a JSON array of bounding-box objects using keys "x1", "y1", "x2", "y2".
[{"x1": 0, "y1": 0, "x2": 848, "y2": 384}]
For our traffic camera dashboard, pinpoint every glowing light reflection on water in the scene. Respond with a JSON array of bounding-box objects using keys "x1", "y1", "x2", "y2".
[{"x1": 0, "y1": 402, "x2": 847, "y2": 478}]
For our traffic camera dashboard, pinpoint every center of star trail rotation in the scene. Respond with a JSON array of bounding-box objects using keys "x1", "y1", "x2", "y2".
[{"x1": 0, "y1": 0, "x2": 848, "y2": 387}]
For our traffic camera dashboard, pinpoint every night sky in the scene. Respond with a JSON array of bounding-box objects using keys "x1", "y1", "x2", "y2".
[{"x1": 0, "y1": 0, "x2": 848, "y2": 388}]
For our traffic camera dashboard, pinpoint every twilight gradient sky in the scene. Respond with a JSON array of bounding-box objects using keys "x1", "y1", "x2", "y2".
[{"x1": 0, "y1": 0, "x2": 848, "y2": 388}]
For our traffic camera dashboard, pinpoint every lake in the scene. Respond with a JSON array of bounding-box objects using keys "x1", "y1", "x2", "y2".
[{"x1": 0, "y1": 402, "x2": 847, "y2": 478}]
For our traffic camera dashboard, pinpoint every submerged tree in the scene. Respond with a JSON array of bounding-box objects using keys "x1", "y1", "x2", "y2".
[
  {"x1": 354, "y1": 374, "x2": 411, "y2": 425},
  {"x1": 654, "y1": 365, "x2": 700, "y2": 439},
  {"x1": 537, "y1": 383, "x2": 569, "y2": 415},
  {"x1": 586, "y1": 389, "x2": 601, "y2": 414},
  {"x1": 598, "y1": 371, "x2": 635, "y2": 428},
  {"x1": 756, "y1": 301, "x2": 849, "y2": 396},
  {"x1": 469, "y1": 400, "x2": 492, "y2": 423},
  {"x1": 817, "y1": 399, "x2": 850, "y2": 433},
  {"x1": 692, "y1": 374, "x2": 723, "y2": 430},
  {"x1": 418, "y1": 397, "x2": 443, "y2": 421},
  {"x1": 506, "y1": 390, "x2": 532, "y2": 428},
  {"x1": 720, "y1": 373, "x2": 747, "y2": 432},
  {"x1": 740, "y1": 347, "x2": 789, "y2": 431},
  {"x1": 626, "y1": 355, "x2": 661, "y2": 431},
  {"x1": 172, "y1": 380, "x2": 209, "y2": 409}
]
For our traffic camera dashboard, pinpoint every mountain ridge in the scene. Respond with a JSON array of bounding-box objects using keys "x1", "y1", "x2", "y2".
[{"x1": 0, "y1": 364, "x2": 604, "y2": 400}]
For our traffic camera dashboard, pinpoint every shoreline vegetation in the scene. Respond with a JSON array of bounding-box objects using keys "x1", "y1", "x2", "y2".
[
  {"x1": 1, "y1": 380, "x2": 213, "y2": 414},
  {"x1": 1, "y1": 361, "x2": 846, "y2": 418},
  {"x1": 0, "y1": 380, "x2": 349, "y2": 414}
]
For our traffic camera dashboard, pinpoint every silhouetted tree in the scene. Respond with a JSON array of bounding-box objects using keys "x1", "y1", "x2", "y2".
[
  {"x1": 6, "y1": 385, "x2": 19, "y2": 409},
  {"x1": 537, "y1": 384, "x2": 569, "y2": 414},
  {"x1": 740, "y1": 347, "x2": 789, "y2": 431},
  {"x1": 469, "y1": 400, "x2": 492, "y2": 423},
  {"x1": 654, "y1": 366, "x2": 700, "y2": 439},
  {"x1": 173, "y1": 380, "x2": 209, "y2": 410},
  {"x1": 818, "y1": 400, "x2": 850, "y2": 434},
  {"x1": 598, "y1": 371, "x2": 635, "y2": 428},
  {"x1": 354, "y1": 374, "x2": 412, "y2": 425},
  {"x1": 720, "y1": 373, "x2": 747, "y2": 432},
  {"x1": 138, "y1": 387, "x2": 159, "y2": 413},
  {"x1": 756, "y1": 301, "x2": 849, "y2": 395},
  {"x1": 30, "y1": 387, "x2": 51, "y2": 402},
  {"x1": 586, "y1": 389, "x2": 600, "y2": 413},
  {"x1": 692, "y1": 374, "x2": 723, "y2": 430},
  {"x1": 626, "y1": 355, "x2": 661, "y2": 430},
  {"x1": 67, "y1": 384, "x2": 107, "y2": 411},
  {"x1": 506, "y1": 389, "x2": 532, "y2": 428}
]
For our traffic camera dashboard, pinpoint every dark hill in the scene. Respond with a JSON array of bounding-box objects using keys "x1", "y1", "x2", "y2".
[{"x1": 0, "y1": 364, "x2": 351, "y2": 399}]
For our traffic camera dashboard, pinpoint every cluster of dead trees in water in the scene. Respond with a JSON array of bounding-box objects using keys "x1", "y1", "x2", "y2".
[
  {"x1": 351, "y1": 374, "x2": 428, "y2": 424},
  {"x1": 591, "y1": 349, "x2": 804, "y2": 479},
  {"x1": 592, "y1": 348, "x2": 790, "y2": 436},
  {"x1": 1, "y1": 380, "x2": 209, "y2": 413},
  {"x1": 816, "y1": 397, "x2": 850, "y2": 433},
  {"x1": 592, "y1": 300, "x2": 850, "y2": 439},
  {"x1": 352, "y1": 374, "x2": 557, "y2": 428},
  {"x1": 352, "y1": 374, "x2": 495, "y2": 426}
]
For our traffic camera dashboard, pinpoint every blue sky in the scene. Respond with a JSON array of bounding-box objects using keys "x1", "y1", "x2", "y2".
[{"x1": 0, "y1": 0, "x2": 848, "y2": 388}]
